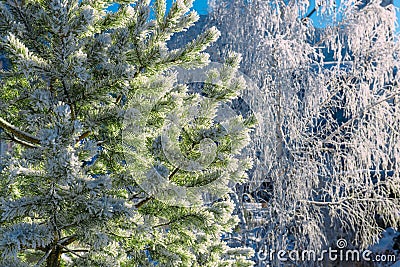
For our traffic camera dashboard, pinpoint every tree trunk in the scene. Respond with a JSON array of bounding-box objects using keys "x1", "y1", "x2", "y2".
[{"x1": 46, "y1": 246, "x2": 62, "y2": 267}]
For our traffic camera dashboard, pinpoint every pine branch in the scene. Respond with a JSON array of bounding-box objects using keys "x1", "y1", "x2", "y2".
[
  {"x1": 168, "y1": 167, "x2": 180, "y2": 180},
  {"x1": 34, "y1": 249, "x2": 52, "y2": 267},
  {"x1": 0, "y1": 117, "x2": 93, "y2": 147},
  {"x1": 128, "y1": 191, "x2": 144, "y2": 201},
  {"x1": 76, "y1": 131, "x2": 91, "y2": 142},
  {"x1": 0, "y1": 117, "x2": 40, "y2": 145},
  {"x1": 135, "y1": 196, "x2": 154, "y2": 209},
  {"x1": 58, "y1": 235, "x2": 77, "y2": 246},
  {"x1": 61, "y1": 248, "x2": 89, "y2": 253},
  {"x1": 58, "y1": 244, "x2": 87, "y2": 259},
  {"x1": 4, "y1": 132, "x2": 38, "y2": 148},
  {"x1": 114, "y1": 65, "x2": 145, "y2": 105},
  {"x1": 152, "y1": 214, "x2": 197, "y2": 228},
  {"x1": 61, "y1": 79, "x2": 76, "y2": 121}
]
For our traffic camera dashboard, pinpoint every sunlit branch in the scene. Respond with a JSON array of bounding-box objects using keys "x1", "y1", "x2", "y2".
[{"x1": 0, "y1": 117, "x2": 40, "y2": 145}]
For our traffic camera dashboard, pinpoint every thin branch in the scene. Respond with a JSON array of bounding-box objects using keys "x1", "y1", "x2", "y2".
[
  {"x1": 128, "y1": 191, "x2": 144, "y2": 201},
  {"x1": 107, "y1": 231, "x2": 133, "y2": 239},
  {"x1": 114, "y1": 65, "x2": 145, "y2": 105},
  {"x1": 58, "y1": 244, "x2": 87, "y2": 259},
  {"x1": 58, "y1": 235, "x2": 77, "y2": 246},
  {"x1": 4, "y1": 132, "x2": 38, "y2": 148},
  {"x1": 59, "y1": 222, "x2": 77, "y2": 231},
  {"x1": 303, "y1": 197, "x2": 390, "y2": 206},
  {"x1": 167, "y1": 139, "x2": 198, "y2": 181},
  {"x1": 152, "y1": 214, "x2": 195, "y2": 228},
  {"x1": 323, "y1": 89, "x2": 400, "y2": 143},
  {"x1": 168, "y1": 167, "x2": 180, "y2": 180},
  {"x1": 61, "y1": 79, "x2": 76, "y2": 121},
  {"x1": 1, "y1": 116, "x2": 94, "y2": 147},
  {"x1": 34, "y1": 249, "x2": 52, "y2": 267},
  {"x1": 0, "y1": 117, "x2": 40, "y2": 145},
  {"x1": 302, "y1": 5, "x2": 318, "y2": 23},
  {"x1": 76, "y1": 131, "x2": 91, "y2": 142},
  {"x1": 62, "y1": 248, "x2": 89, "y2": 253},
  {"x1": 135, "y1": 196, "x2": 153, "y2": 209}
]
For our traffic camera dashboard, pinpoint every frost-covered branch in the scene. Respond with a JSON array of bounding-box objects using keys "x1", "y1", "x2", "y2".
[
  {"x1": 208, "y1": 0, "x2": 400, "y2": 263},
  {"x1": 0, "y1": 117, "x2": 40, "y2": 146},
  {"x1": 303, "y1": 197, "x2": 394, "y2": 206},
  {"x1": 3, "y1": 132, "x2": 38, "y2": 148}
]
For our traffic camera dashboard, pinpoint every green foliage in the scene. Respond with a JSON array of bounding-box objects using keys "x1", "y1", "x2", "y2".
[{"x1": 0, "y1": 1, "x2": 254, "y2": 266}]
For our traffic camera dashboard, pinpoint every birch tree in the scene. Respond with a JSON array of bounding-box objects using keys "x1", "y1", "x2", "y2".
[
  {"x1": 0, "y1": 0, "x2": 255, "y2": 266},
  {"x1": 208, "y1": 0, "x2": 400, "y2": 264}
]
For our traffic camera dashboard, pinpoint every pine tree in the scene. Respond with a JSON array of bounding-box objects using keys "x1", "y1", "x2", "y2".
[{"x1": 0, "y1": 0, "x2": 254, "y2": 266}]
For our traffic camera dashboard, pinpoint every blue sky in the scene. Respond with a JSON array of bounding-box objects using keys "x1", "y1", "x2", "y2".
[
  {"x1": 394, "y1": 0, "x2": 400, "y2": 32},
  {"x1": 186, "y1": 0, "x2": 400, "y2": 32},
  {"x1": 190, "y1": 0, "x2": 209, "y2": 14},
  {"x1": 110, "y1": 0, "x2": 399, "y2": 31},
  {"x1": 156, "y1": 0, "x2": 209, "y2": 14}
]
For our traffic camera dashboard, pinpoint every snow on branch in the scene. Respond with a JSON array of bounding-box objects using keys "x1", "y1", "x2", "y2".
[{"x1": 0, "y1": 117, "x2": 40, "y2": 147}]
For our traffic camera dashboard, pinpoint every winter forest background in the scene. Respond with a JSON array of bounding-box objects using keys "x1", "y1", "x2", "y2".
[{"x1": 1, "y1": 0, "x2": 400, "y2": 266}]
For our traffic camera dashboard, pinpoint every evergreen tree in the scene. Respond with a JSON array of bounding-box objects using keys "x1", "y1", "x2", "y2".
[{"x1": 0, "y1": 0, "x2": 254, "y2": 266}]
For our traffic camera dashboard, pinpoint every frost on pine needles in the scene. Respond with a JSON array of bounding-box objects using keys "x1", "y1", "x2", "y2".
[{"x1": 0, "y1": 1, "x2": 254, "y2": 266}]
